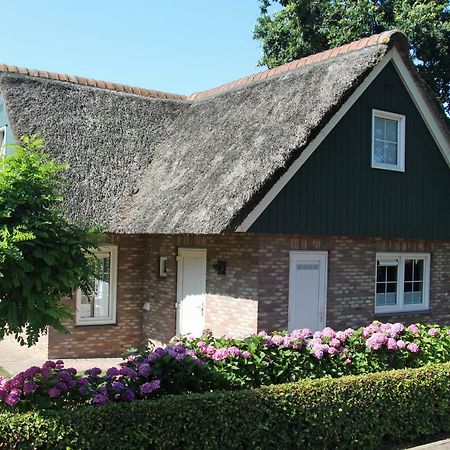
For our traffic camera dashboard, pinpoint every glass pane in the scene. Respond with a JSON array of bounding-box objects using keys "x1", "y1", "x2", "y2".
[
  {"x1": 387, "y1": 265, "x2": 397, "y2": 282},
  {"x1": 385, "y1": 293, "x2": 397, "y2": 305},
  {"x1": 79, "y1": 253, "x2": 111, "y2": 319},
  {"x1": 386, "y1": 282, "x2": 397, "y2": 293},
  {"x1": 376, "y1": 282, "x2": 385, "y2": 294},
  {"x1": 413, "y1": 281, "x2": 423, "y2": 292},
  {"x1": 373, "y1": 139, "x2": 385, "y2": 163},
  {"x1": 377, "y1": 265, "x2": 386, "y2": 282},
  {"x1": 385, "y1": 119, "x2": 398, "y2": 142},
  {"x1": 376, "y1": 293, "x2": 386, "y2": 306},
  {"x1": 404, "y1": 281, "x2": 413, "y2": 292},
  {"x1": 414, "y1": 260, "x2": 423, "y2": 281},
  {"x1": 412, "y1": 292, "x2": 423, "y2": 304},
  {"x1": 374, "y1": 117, "x2": 385, "y2": 140},
  {"x1": 404, "y1": 260, "x2": 413, "y2": 282},
  {"x1": 385, "y1": 143, "x2": 398, "y2": 164}
]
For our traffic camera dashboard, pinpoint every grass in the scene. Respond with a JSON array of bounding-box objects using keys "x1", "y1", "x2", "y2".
[{"x1": 0, "y1": 366, "x2": 11, "y2": 378}]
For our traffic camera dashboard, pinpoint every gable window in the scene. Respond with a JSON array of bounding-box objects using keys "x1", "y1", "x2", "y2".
[
  {"x1": 375, "y1": 253, "x2": 430, "y2": 314},
  {"x1": 371, "y1": 109, "x2": 405, "y2": 172},
  {"x1": 76, "y1": 245, "x2": 118, "y2": 325}
]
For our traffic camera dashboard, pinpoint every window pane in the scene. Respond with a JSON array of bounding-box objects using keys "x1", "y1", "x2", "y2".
[
  {"x1": 385, "y1": 143, "x2": 398, "y2": 164},
  {"x1": 414, "y1": 260, "x2": 423, "y2": 281},
  {"x1": 374, "y1": 117, "x2": 385, "y2": 140},
  {"x1": 79, "y1": 253, "x2": 111, "y2": 319},
  {"x1": 404, "y1": 281, "x2": 413, "y2": 293},
  {"x1": 385, "y1": 293, "x2": 397, "y2": 305},
  {"x1": 376, "y1": 283, "x2": 385, "y2": 293},
  {"x1": 376, "y1": 293, "x2": 386, "y2": 306},
  {"x1": 386, "y1": 282, "x2": 397, "y2": 293},
  {"x1": 374, "y1": 139, "x2": 385, "y2": 163},
  {"x1": 387, "y1": 265, "x2": 397, "y2": 282},
  {"x1": 405, "y1": 260, "x2": 413, "y2": 281},
  {"x1": 377, "y1": 265, "x2": 386, "y2": 282},
  {"x1": 385, "y1": 119, "x2": 398, "y2": 142}
]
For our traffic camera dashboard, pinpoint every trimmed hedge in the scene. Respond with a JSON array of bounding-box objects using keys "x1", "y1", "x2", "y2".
[{"x1": 1, "y1": 363, "x2": 450, "y2": 450}]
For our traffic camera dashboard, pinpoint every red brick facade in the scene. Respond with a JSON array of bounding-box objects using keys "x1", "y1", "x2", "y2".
[{"x1": 49, "y1": 233, "x2": 450, "y2": 358}]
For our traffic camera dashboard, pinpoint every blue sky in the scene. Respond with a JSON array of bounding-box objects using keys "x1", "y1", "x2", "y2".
[{"x1": 1, "y1": 1, "x2": 275, "y2": 95}]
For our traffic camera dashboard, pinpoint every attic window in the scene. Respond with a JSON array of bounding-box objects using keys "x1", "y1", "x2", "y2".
[{"x1": 371, "y1": 110, "x2": 405, "y2": 172}]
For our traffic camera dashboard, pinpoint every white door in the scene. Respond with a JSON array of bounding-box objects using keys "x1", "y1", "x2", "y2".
[
  {"x1": 288, "y1": 251, "x2": 328, "y2": 331},
  {"x1": 177, "y1": 248, "x2": 207, "y2": 336}
]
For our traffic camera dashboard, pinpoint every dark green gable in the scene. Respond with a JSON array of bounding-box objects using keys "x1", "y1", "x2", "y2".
[{"x1": 249, "y1": 62, "x2": 450, "y2": 240}]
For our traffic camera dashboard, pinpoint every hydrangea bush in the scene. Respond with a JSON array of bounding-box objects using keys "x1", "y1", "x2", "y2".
[{"x1": 2, "y1": 321, "x2": 450, "y2": 410}]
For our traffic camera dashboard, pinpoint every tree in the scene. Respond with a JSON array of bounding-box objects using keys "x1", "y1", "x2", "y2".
[
  {"x1": 254, "y1": 0, "x2": 450, "y2": 114},
  {"x1": 0, "y1": 136, "x2": 101, "y2": 346}
]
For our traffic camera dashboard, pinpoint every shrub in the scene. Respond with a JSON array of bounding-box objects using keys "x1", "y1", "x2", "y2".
[
  {"x1": 1, "y1": 364, "x2": 450, "y2": 449},
  {"x1": 4, "y1": 321, "x2": 450, "y2": 411}
]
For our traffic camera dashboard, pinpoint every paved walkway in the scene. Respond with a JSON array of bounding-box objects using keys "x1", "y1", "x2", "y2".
[
  {"x1": 407, "y1": 439, "x2": 450, "y2": 449},
  {"x1": 0, "y1": 335, "x2": 122, "y2": 376}
]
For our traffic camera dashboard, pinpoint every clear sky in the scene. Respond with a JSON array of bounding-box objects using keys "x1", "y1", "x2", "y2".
[{"x1": 1, "y1": 0, "x2": 275, "y2": 95}]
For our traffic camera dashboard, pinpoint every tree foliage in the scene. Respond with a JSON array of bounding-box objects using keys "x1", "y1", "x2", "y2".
[
  {"x1": 0, "y1": 136, "x2": 101, "y2": 345},
  {"x1": 254, "y1": 0, "x2": 450, "y2": 114}
]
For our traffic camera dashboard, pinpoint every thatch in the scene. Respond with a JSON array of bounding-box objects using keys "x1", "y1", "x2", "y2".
[{"x1": 0, "y1": 35, "x2": 421, "y2": 234}]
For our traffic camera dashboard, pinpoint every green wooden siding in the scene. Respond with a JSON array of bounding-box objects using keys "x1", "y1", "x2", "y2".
[{"x1": 250, "y1": 62, "x2": 450, "y2": 240}]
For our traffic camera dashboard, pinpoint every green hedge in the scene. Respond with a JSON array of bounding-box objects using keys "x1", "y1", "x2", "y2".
[{"x1": 2, "y1": 363, "x2": 450, "y2": 450}]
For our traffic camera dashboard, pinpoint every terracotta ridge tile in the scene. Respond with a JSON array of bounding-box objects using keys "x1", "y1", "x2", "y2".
[{"x1": 0, "y1": 30, "x2": 404, "y2": 102}]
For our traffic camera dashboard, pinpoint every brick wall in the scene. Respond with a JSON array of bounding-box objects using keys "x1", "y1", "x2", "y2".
[{"x1": 49, "y1": 233, "x2": 450, "y2": 358}]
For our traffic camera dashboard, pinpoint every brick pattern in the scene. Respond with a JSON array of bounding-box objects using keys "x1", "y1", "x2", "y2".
[{"x1": 49, "y1": 233, "x2": 450, "y2": 358}]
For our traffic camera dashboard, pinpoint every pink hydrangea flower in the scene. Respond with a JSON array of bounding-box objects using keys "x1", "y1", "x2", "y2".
[
  {"x1": 271, "y1": 335, "x2": 285, "y2": 346},
  {"x1": 428, "y1": 328, "x2": 439, "y2": 337},
  {"x1": 329, "y1": 338, "x2": 341, "y2": 349},
  {"x1": 241, "y1": 351, "x2": 251, "y2": 359},
  {"x1": 396, "y1": 340, "x2": 406, "y2": 349},
  {"x1": 322, "y1": 327, "x2": 336, "y2": 339},
  {"x1": 407, "y1": 343, "x2": 420, "y2": 353},
  {"x1": 366, "y1": 333, "x2": 387, "y2": 350},
  {"x1": 408, "y1": 324, "x2": 420, "y2": 334},
  {"x1": 387, "y1": 338, "x2": 398, "y2": 351}
]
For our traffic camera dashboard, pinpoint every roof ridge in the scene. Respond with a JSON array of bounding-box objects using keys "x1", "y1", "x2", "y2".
[
  {"x1": 0, "y1": 30, "x2": 405, "y2": 102},
  {"x1": 0, "y1": 64, "x2": 187, "y2": 101},
  {"x1": 188, "y1": 29, "x2": 406, "y2": 100}
]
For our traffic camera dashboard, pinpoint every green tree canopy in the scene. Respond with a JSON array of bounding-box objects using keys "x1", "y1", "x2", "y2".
[
  {"x1": 254, "y1": 0, "x2": 450, "y2": 114},
  {"x1": 0, "y1": 136, "x2": 101, "y2": 346}
]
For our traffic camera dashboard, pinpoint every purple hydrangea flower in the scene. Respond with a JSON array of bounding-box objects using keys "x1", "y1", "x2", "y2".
[
  {"x1": 140, "y1": 379, "x2": 161, "y2": 395},
  {"x1": 106, "y1": 367, "x2": 120, "y2": 377},
  {"x1": 241, "y1": 351, "x2": 251, "y2": 359},
  {"x1": 23, "y1": 381, "x2": 37, "y2": 395},
  {"x1": 77, "y1": 377, "x2": 89, "y2": 386},
  {"x1": 85, "y1": 367, "x2": 102, "y2": 377},
  {"x1": 5, "y1": 389, "x2": 21, "y2": 406},
  {"x1": 112, "y1": 381, "x2": 125, "y2": 393},
  {"x1": 58, "y1": 371, "x2": 72, "y2": 383},
  {"x1": 428, "y1": 328, "x2": 439, "y2": 336},
  {"x1": 121, "y1": 389, "x2": 136, "y2": 402},
  {"x1": 78, "y1": 386, "x2": 89, "y2": 396},
  {"x1": 197, "y1": 341, "x2": 207, "y2": 348},
  {"x1": 55, "y1": 382, "x2": 68, "y2": 392},
  {"x1": 92, "y1": 394, "x2": 108, "y2": 405},
  {"x1": 205, "y1": 345, "x2": 216, "y2": 356},
  {"x1": 119, "y1": 367, "x2": 138, "y2": 379},
  {"x1": 138, "y1": 364, "x2": 151, "y2": 377},
  {"x1": 42, "y1": 361, "x2": 57, "y2": 370},
  {"x1": 48, "y1": 387, "x2": 60, "y2": 398}
]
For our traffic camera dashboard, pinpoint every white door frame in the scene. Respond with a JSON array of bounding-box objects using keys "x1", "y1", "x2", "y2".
[
  {"x1": 176, "y1": 248, "x2": 207, "y2": 336},
  {"x1": 288, "y1": 251, "x2": 328, "y2": 331}
]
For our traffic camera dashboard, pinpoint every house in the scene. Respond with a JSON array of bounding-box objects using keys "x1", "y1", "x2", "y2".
[{"x1": 0, "y1": 30, "x2": 449, "y2": 358}]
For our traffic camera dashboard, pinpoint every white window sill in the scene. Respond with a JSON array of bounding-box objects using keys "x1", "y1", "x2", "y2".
[{"x1": 75, "y1": 319, "x2": 117, "y2": 327}]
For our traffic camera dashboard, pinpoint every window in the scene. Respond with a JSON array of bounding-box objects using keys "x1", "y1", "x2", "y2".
[
  {"x1": 372, "y1": 109, "x2": 405, "y2": 172},
  {"x1": 375, "y1": 253, "x2": 430, "y2": 314},
  {"x1": 0, "y1": 126, "x2": 6, "y2": 159},
  {"x1": 76, "y1": 245, "x2": 118, "y2": 325}
]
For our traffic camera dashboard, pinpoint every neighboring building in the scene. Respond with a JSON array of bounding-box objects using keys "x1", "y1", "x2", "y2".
[{"x1": 0, "y1": 31, "x2": 449, "y2": 358}]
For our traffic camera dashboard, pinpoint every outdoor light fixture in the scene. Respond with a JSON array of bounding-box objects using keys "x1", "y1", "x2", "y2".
[
  {"x1": 212, "y1": 260, "x2": 227, "y2": 275},
  {"x1": 159, "y1": 256, "x2": 168, "y2": 278}
]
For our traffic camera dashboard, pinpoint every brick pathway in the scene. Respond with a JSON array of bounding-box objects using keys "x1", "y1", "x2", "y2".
[{"x1": 0, "y1": 335, "x2": 122, "y2": 376}]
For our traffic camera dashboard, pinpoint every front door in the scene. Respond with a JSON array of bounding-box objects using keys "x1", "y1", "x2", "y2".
[
  {"x1": 288, "y1": 251, "x2": 328, "y2": 331},
  {"x1": 176, "y1": 248, "x2": 206, "y2": 336}
]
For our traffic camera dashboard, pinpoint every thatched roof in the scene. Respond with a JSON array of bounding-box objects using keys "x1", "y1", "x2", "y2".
[{"x1": 1, "y1": 31, "x2": 445, "y2": 234}]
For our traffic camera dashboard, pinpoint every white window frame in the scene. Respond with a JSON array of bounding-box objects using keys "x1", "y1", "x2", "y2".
[
  {"x1": 76, "y1": 245, "x2": 118, "y2": 326},
  {"x1": 375, "y1": 253, "x2": 430, "y2": 314},
  {"x1": 0, "y1": 126, "x2": 7, "y2": 159},
  {"x1": 371, "y1": 109, "x2": 405, "y2": 172}
]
